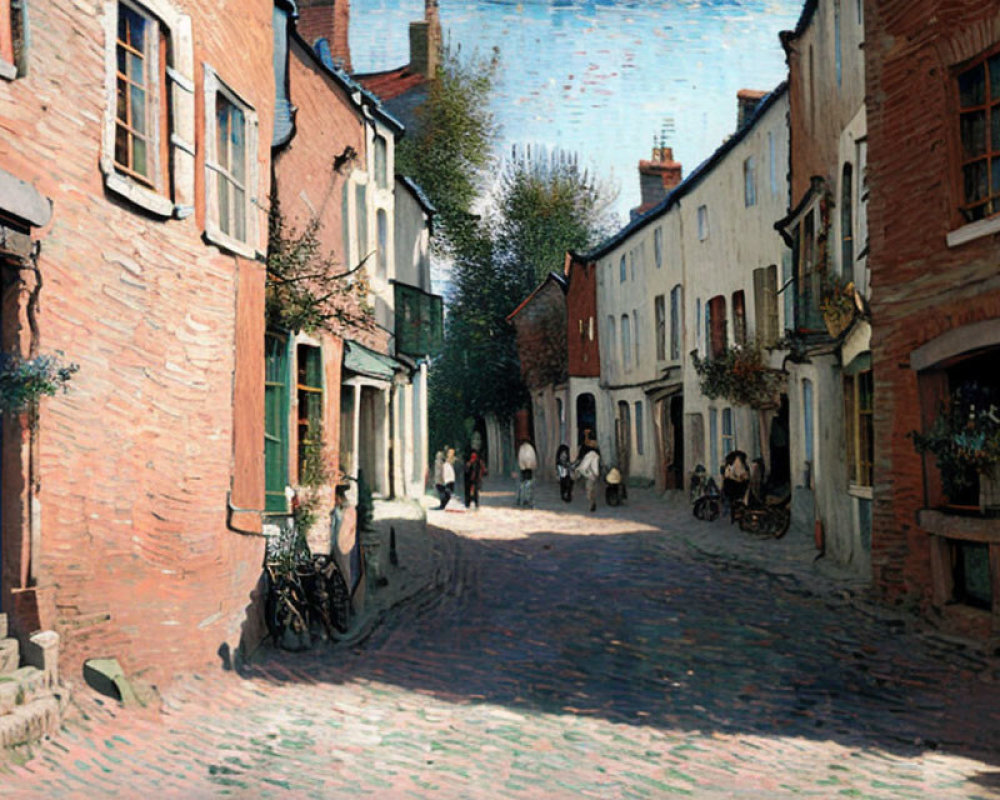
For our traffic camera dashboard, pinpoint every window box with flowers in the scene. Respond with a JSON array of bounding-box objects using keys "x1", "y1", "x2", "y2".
[{"x1": 912, "y1": 380, "x2": 1000, "y2": 517}]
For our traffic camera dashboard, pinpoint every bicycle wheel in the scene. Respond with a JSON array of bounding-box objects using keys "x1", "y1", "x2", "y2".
[
  {"x1": 770, "y1": 507, "x2": 791, "y2": 539},
  {"x1": 739, "y1": 509, "x2": 763, "y2": 535}
]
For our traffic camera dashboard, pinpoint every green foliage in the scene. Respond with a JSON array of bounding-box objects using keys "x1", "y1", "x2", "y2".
[
  {"x1": 692, "y1": 341, "x2": 784, "y2": 410},
  {"x1": 266, "y1": 201, "x2": 374, "y2": 335},
  {"x1": 911, "y1": 381, "x2": 1000, "y2": 498},
  {"x1": 395, "y1": 45, "x2": 499, "y2": 254},
  {"x1": 0, "y1": 351, "x2": 78, "y2": 414}
]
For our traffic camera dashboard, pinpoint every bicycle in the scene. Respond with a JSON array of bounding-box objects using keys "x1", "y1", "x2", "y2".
[{"x1": 691, "y1": 467, "x2": 722, "y2": 521}]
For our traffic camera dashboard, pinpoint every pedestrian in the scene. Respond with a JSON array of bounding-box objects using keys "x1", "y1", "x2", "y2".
[
  {"x1": 576, "y1": 445, "x2": 601, "y2": 512},
  {"x1": 464, "y1": 448, "x2": 483, "y2": 510},
  {"x1": 433, "y1": 450, "x2": 447, "y2": 509},
  {"x1": 516, "y1": 438, "x2": 537, "y2": 508},
  {"x1": 556, "y1": 444, "x2": 573, "y2": 502},
  {"x1": 440, "y1": 448, "x2": 456, "y2": 509}
]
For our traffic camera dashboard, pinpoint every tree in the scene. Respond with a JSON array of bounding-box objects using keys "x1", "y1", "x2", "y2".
[{"x1": 395, "y1": 44, "x2": 499, "y2": 255}]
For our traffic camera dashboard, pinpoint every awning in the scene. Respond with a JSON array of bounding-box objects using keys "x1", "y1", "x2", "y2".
[{"x1": 343, "y1": 340, "x2": 407, "y2": 381}]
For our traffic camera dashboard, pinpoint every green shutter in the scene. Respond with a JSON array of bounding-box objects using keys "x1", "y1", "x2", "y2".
[
  {"x1": 393, "y1": 283, "x2": 444, "y2": 358},
  {"x1": 265, "y1": 332, "x2": 290, "y2": 512}
]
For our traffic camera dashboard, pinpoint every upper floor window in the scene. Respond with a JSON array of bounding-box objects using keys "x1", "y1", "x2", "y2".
[
  {"x1": 374, "y1": 134, "x2": 388, "y2": 189},
  {"x1": 697, "y1": 205, "x2": 709, "y2": 240},
  {"x1": 1, "y1": 0, "x2": 27, "y2": 80},
  {"x1": 621, "y1": 314, "x2": 632, "y2": 370},
  {"x1": 619, "y1": 254, "x2": 626, "y2": 283},
  {"x1": 654, "y1": 227, "x2": 663, "y2": 268},
  {"x1": 744, "y1": 157, "x2": 757, "y2": 207},
  {"x1": 376, "y1": 208, "x2": 388, "y2": 279},
  {"x1": 841, "y1": 162, "x2": 854, "y2": 279},
  {"x1": 355, "y1": 182, "x2": 369, "y2": 264},
  {"x1": 957, "y1": 50, "x2": 1000, "y2": 223},
  {"x1": 102, "y1": 0, "x2": 194, "y2": 218},
  {"x1": 768, "y1": 131, "x2": 777, "y2": 196},
  {"x1": 654, "y1": 294, "x2": 666, "y2": 361},
  {"x1": 204, "y1": 65, "x2": 259, "y2": 256},
  {"x1": 632, "y1": 309, "x2": 640, "y2": 366},
  {"x1": 732, "y1": 290, "x2": 746, "y2": 346},
  {"x1": 753, "y1": 265, "x2": 779, "y2": 347},
  {"x1": 670, "y1": 284, "x2": 682, "y2": 360},
  {"x1": 606, "y1": 315, "x2": 616, "y2": 367},
  {"x1": 707, "y1": 294, "x2": 727, "y2": 358},
  {"x1": 629, "y1": 249, "x2": 636, "y2": 281}
]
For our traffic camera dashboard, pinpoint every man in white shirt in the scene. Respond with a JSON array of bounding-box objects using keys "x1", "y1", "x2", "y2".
[{"x1": 516, "y1": 439, "x2": 538, "y2": 508}]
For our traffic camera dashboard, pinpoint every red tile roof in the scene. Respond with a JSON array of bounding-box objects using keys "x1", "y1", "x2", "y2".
[{"x1": 356, "y1": 67, "x2": 427, "y2": 101}]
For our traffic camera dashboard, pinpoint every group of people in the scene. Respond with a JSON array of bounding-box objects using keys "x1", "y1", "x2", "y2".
[
  {"x1": 431, "y1": 428, "x2": 607, "y2": 513},
  {"x1": 432, "y1": 447, "x2": 485, "y2": 511}
]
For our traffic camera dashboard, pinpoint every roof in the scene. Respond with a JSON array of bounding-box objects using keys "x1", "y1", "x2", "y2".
[
  {"x1": 506, "y1": 272, "x2": 568, "y2": 323},
  {"x1": 575, "y1": 81, "x2": 789, "y2": 263},
  {"x1": 356, "y1": 66, "x2": 428, "y2": 102},
  {"x1": 343, "y1": 340, "x2": 408, "y2": 381},
  {"x1": 780, "y1": 0, "x2": 819, "y2": 49}
]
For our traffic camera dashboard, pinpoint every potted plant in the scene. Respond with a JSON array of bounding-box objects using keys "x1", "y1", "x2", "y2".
[
  {"x1": 911, "y1": 381, "x2": 1000, "y2": 515},
  {"x1": 819, "y1": 278, "x2": 857, "y2": 338}
]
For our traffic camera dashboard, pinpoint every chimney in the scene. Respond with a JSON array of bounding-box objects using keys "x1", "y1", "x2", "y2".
[
  {"x1": 637, "y1": 147, "x2": 683, "y2": 210},
  {"x1": 297, "y1": 0, "x2": 352, "y2": 72},
  {"x1": 409, "y1": 0, "x2": 442, "y2": 78},
  {"x1": 737, "y1": 89, "x2": 767, "y2": 130}
]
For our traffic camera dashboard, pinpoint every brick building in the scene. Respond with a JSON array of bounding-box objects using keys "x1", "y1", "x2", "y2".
[
  {"x1": 564, "y1": 253, "x2": 603, "y2": 462},
  {"x1": 865, "y1": 3, "x2": 1000, "y2": 639},
  {"x1": 0, "y1": 0, "x2": 274, "y2": 684},
  {"x1": 506, "y1": 273, "x2": 568, "y2": 480}
]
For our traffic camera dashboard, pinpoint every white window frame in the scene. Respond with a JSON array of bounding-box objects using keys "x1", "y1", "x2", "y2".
[
  {"x1": 100, "y1": 0, "x2": 194, "y2": 218},
  {"x1": 697, "y1": 205, "x2": 709, "y2": 241},
  {"x1": 744, "y1": 156, "x2": 757, "y2": 207},
  {"x1": 203, "y1": 63, "x2": 260, "y2": 258}
]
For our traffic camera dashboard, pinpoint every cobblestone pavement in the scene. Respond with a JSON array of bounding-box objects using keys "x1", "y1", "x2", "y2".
[{"x1": 7, "y1": 479, "x2": 1000, "y2": 799}]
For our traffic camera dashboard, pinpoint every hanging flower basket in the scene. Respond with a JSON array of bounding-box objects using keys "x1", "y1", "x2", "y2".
[{"x1": 820, "y1": 279, "x2": 857, "y2": 338}]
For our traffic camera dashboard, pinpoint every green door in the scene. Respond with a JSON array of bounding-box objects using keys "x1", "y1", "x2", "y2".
[{"x1": 265, "y1": 332, "x2": 290, "y2": 512}]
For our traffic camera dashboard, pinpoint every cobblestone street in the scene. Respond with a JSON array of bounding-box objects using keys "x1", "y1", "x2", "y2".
[{"x1": 6, "y1": 480, "x2": 1000, "y2": 799}]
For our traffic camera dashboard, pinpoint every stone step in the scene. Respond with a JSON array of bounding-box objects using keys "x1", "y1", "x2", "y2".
[
  {"x1": 0, "y1": 666, "x2": 49, "y2": 715},
  {"x1": 0, "y1": 694, "x2": 61, "y2": 750},
  {"x1": 0, "y1": 638, "x2": 18, "y2": 676}
]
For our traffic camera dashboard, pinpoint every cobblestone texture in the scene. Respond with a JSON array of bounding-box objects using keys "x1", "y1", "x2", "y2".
[{"x1": 5, "y1": 480, "x2": 1000, "y2": 798}]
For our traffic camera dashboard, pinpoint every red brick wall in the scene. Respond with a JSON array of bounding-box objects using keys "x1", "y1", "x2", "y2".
[
  {"x1": 0, "y1": 0, "x2": 274, "y2": 685},
  {"x1": 865, "y1": 1, "x2": 1000, "y2": 607},
  {"x1": 566, "y1": 257, "x2": 600, "y2": 378},
  {"x1": 510, "y1": 280, "x2": 568, "y2": 391}
]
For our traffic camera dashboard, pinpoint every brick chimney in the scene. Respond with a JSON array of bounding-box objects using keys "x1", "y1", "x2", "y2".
[
  {"x1": 637, "y1": 147, "x2": 683, "y2": 211},
  {"x1": 737, "y1": 89, "x2": 767, "y2": 130},
  {"x1": 409, "y1": 0, "x2": 442, "y2": 78},
  {"x1": 297, "y1": 0, "x2": 352, "y2": 72}
]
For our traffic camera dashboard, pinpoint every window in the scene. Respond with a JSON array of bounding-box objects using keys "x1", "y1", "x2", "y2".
[
  {"x1": 102, "y1": 0, "x2": 194, "y2": 217},
  {"x1": 697, "y1": 205, "x2": 709, "y2": 241},
  {"x1": 376, "y1": 208, "x2": 388, "y2": 279},
  {"x1": 265, "y1": 333, "x2": 289, "y2": 512},
  {"x1": 619, "y1": 254, "x2": 627, "y2": 283},
  {"x1": 708, "y1": 295, "x2": 727, "y2": 357},
  {"x1": 204, "y1": 65, "x2": 259, "y2": 255},
  {"x1": 654, "y1": 227, "x2": 663, "y2": 268},
  {"x1": 744, "y1": 157, "x2": 757, "y2": 207},
  {"x1": 635, "y1": 401, "x2": 644, "y2": 455},
  {"x1": 633, "y1": 309, "x2": 640, "y2": 366},
  {"x1": 844, "y1": 367, "x2": 873, "y2": 487},
  {"x1": 617, "y1": 401, "x2": 632, "y2": 463},
  {"x1": 721, "y1": 407, "x2": 735, "y2": 455},
  {"x1": 703, "y1": 298, "x2": 711, "y2": 358},
  {"x1": 670, "y1": 284, "x2": 682, "y2": 360},
  {"x1": 607, "y1": 315, "x2": 616, "y2": 369},
  {"x1": 374, "y1": 134, "x2": 388, "y2": 189},
  {"x1": 629, "y1": 250, "x2": 636, "y2": 281},
  {"x1": 355, "y1": 182, "x2": 368, "y2": 263},
  {"x1": 654, "y1": 295, "x2": 666, "y2": 361},
  {"x1": 841, "y1": 163, "x2": 854, "y2": 279},
  {"x1": 957, "y1": 50, "x2": 1000, "y2": 222},
  {"x1": 297, "y1": 344, "x2": 323, "y2": 483},
  {"x1": 0, "y1": 0, "x2": 27, "y2": 80},
  {"x1": 856, "y1": 140, "x2": 869, "y2": 260},
  {"x1": 732, "y1": 290, "x2": 746, "y2": 346},
  {"x1": 709, "y1": 407, "x2": 719, "y2": 475},
  {"x1": 696, "y1": 298, "x2": 702, "y2": 354},
  {"x1": 621, "y1": 314, "x2": 631, "y2": 370},
  {"x1": 753, "y1": 265, "x2": 779, "y2": 346}
]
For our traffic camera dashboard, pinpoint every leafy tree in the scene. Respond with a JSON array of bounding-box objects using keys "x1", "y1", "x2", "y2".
[{"x1": 395, "y1": 44, "x2": 499, "y2": 255}]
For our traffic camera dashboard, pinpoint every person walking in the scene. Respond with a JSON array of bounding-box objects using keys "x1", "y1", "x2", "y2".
[
  {"x1": 440, "y1": 448, "x2": 457, "y2": 509},
  {"x1": 433, "y1": 450, "x2": 447, "y2": 509},
  {"x1": 577, "y1": 444, "x2": 601, "y2": 513},
  {"x1": 464, "y1": 449, "x2": 483, "y2": 510},
  {"x1": 556, "y1": 444, "x2": 574, "y2": 502},
  {"x1": 516, "y1": 439, "x2": 538, "y2": 508}
]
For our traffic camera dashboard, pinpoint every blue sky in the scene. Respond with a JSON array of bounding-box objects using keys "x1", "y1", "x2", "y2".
[{"x1": 350, "y1": 0, "x2": 803, "y2": 223}]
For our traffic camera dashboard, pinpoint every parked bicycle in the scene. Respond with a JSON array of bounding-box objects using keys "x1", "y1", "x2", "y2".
[
  {"x1": 731, "y1": 458, "x2": 792, "y2": 538},
  {"x1": 690, "y1": 464, "x2": 722, "y2": 521}
]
